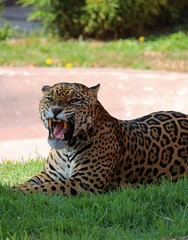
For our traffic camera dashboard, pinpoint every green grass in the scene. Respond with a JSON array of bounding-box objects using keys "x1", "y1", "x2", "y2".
[
  {"x1": 0, "y1": 159, "x2": 188, "y2": 240},
  {"x1": 0, "y1": 31, "x2": 188, "y2": 71}
]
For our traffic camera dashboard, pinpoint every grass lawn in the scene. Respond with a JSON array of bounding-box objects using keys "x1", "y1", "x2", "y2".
[
  {"x1": 0, "y1": 31, "x2": 188, "y2": 72},
  {"x1": 0, "y1": 159, "x2": 187, "y2": 240}
]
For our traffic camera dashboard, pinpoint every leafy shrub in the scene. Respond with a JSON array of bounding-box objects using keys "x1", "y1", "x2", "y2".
[
  {"x1": 82, "y1": 0, "x2": 188, "y2": 38},
  {"x1": 18, "y1": 0, "x2": 188, "y2": 39},
  {"x1": 82, "y1": 0, "x2": 169, "y2": 38},
  {"x1": 0, "y1": 0, "x2": 3, "y2": 12},
  {"x1": 0, "y1": 22, "x2": 13, "y2": 40},
  {"x1": 18, "y1": 0, "x2": 85, "y2": 38},
  {"x1": 0, "y1": 0, "x2": 19, "y2": 41}
]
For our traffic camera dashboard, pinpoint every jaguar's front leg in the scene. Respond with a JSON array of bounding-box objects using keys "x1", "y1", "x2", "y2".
[
  {"x1": 12, "y1": 175, "x2": 108, "y2": 196},
  {"x1": 12, "y1": 169, "x2": 54, "y2": 191}
]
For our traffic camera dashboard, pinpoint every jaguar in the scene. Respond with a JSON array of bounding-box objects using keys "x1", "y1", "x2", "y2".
[{"x1": 12, "y1": 82, "x2": 188, "y2": 196}]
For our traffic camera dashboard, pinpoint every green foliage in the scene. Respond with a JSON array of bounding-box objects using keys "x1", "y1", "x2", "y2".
[
  {"x1": 82, "y1": 0, "x2": 169, "y2": 38},
  {"x1": 160, "y1": 0, "x2": 188, "y2": 24},
  {"x1": 0, "y1": 22, "x2": 14, "y2": 40},
  {"x1": 0, "y1": 1, "x2": 21, "y2": 41},
  {"x1": 0, "y1": 158, "x2": 187, "y2": 240},
  {"x1": 18, "y1": 0, "x2": 188, "y2": 38},
  {"x1": 18, "y1": 0, "x2": 85, "y2": 38},
  {"x1": 81, "y1": 0, "x2": 121, "y2": 38},
  {"x1": 0, "y1": 0, "x2": 4, "y2": 13}
]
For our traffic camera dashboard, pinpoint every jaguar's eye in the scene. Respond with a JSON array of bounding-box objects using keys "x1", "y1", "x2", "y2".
[
  {"x1": 70, "y1": 99, "x2": 80, "y2": 103},
  {"x1": 47, "y1": 97, "x2": 53, "y2": 102}
]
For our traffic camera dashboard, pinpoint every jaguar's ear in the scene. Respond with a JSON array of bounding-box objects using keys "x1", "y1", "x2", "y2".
[
  {"x1": 90, "y1": 84, "x2": 100, "y2": 96},
  {"x1": 42, "y1": 85, "x2": 50, "y2": 93}
]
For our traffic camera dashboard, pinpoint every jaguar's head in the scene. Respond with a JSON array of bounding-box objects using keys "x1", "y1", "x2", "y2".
[{"x1": 39, "y1": 82, "x2": 100, "y2": 149}]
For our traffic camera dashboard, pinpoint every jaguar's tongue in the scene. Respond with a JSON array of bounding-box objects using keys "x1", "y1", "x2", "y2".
[{"x1": 54, "y1": 121, "x2": 69, "y2": 139}]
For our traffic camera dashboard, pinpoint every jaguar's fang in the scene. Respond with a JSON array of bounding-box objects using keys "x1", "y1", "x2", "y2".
[
  {"x1": 64, "y1": 121, "x2": 67, "y2": 130},
  {"x1": 49, "y1": 118, "x2": 53, "y2": 128},
  {"x1": 50, "y1": 133, "x2": 55, "y2": 139}
]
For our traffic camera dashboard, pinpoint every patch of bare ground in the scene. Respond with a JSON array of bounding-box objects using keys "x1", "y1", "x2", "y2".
[{"x1": 143, "y1": 51, "x2": 188, "y2": 72}]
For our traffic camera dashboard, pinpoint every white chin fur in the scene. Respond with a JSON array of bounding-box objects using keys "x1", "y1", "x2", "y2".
[{"x1": 48, "y1": 138, "x2": 69, "y2": 149}]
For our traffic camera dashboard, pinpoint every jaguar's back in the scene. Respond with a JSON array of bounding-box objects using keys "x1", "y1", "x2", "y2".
[{"x1": 109, "y1": 111, "x2": 188, "y2": 189}]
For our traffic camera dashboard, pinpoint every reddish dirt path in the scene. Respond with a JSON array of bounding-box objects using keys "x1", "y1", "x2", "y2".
[{"x1": 0, "y1": 67, "x2": 188, "y2": 162}]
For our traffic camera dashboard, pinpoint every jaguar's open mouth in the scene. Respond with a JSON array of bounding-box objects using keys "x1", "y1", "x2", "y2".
[{"x1": 48, "y1": 118, "x2": 74, "y2": 142}]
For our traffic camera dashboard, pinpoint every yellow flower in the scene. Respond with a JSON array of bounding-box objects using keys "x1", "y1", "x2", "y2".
[
  {"x1": 45, "y1": 58, "x2": 53, "y2": 65},
  {"x1": 5, "y1": 160, "x2": 12, "y2": 164},
  {"x1": 65, "y1": 62, "x2": 73, "y2": 68},
  {"x1": 139, "y1": 36, "x2": 145, "y2": 42}
]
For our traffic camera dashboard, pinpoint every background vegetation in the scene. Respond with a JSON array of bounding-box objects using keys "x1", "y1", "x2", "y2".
[
  {"x1": 0, "y1": 31, "x2": 187, "y2": 72},
  {"x1": 0, "y1": 0, "x2": 187, "y2": 71},
  {"x1": 0, "y1": 159, "x2": 188, "y2": 240},
  {"x1": 18, "y1": 0, "x2": 188, "y2": 39}
]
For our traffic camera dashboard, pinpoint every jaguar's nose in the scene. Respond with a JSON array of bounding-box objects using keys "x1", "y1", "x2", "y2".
[{"x1": 51, "y1": 106, "x2": 63, "y2": 118}]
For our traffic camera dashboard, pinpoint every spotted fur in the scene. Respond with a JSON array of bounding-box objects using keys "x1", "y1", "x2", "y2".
[{"x1": 12, "y1": 83, "x2": 188, "y2": 196}]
